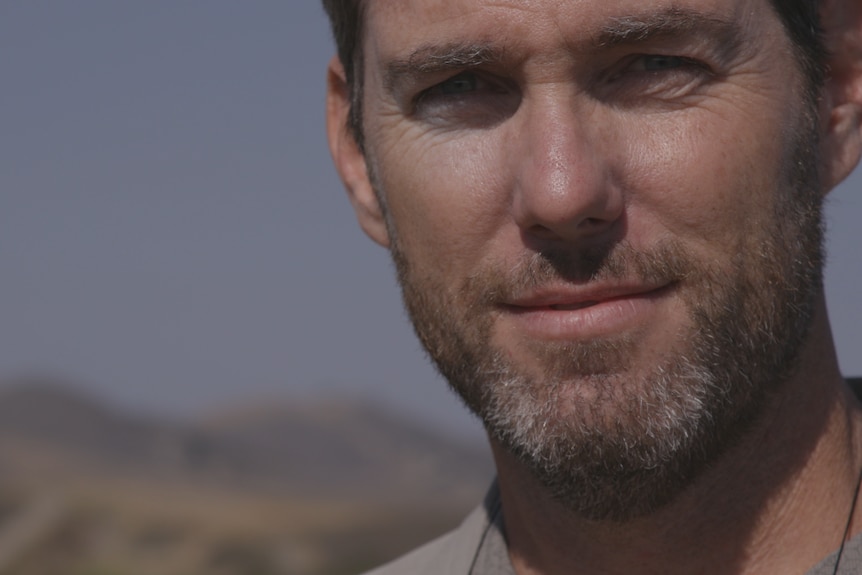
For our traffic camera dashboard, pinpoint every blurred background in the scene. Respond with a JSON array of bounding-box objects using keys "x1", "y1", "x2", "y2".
[{"x1": 0, "y1": 2, "x2": 858, "y2": 574}]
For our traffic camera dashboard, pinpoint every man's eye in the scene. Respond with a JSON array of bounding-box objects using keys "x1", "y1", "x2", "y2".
[
  {"x1": 623, "y1": 54, "x2": 709, "y2": 72},
  {"x1": 411, "y1": 72, "x2": 519, "y2": 128},
  {"x1": 598, "y1": 53, "x2": 712, "y2": 105},
  {"x1": 624, "y1": 54, "x2": 703, "y2": 74},
  {"x1": 438, "y1": 72, "x2": 478, "y2": 95},
  {"x1": 419, "y1": 72, "x2": 484, "y2": 99},
  {"x1": 641, "y1": 55, "x2": 687, "y2": 71}
]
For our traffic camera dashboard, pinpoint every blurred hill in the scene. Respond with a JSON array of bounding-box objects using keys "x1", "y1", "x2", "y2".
[{"x1": 0, "y1": 379, "x2": 494, "y2": 575}]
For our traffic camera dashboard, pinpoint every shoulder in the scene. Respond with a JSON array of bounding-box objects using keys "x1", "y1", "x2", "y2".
[
  {"x1": 361, "y1": 483, "x2": 501, "y2": 575},
  {"x1": 361, "y1": 525, "x2": 466, "y2": 575}
]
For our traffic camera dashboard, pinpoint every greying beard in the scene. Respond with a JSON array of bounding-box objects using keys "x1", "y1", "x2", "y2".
[{"x1": 372, "y1": 107, "x2": 825, "y2": 521}]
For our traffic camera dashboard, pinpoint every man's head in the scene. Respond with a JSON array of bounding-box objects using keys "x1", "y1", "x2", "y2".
[{"x1": 324, "y1": 0, "x2": 862, "y2": 520}]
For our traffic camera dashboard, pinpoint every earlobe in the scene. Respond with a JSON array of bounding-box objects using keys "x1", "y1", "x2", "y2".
[
  {"x1": 820, "y1": 100, "x2": 862, "y2": 191},
  {"x1": 325, "y1": 56, "x2": 391, "y2": 248},
  {"x1": 819, "y1": 0, "x2": 862, "y2": 191}
]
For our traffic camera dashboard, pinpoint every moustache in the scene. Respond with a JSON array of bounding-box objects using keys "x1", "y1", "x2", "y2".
[{"x1": 466, "y1": 240, "x2": 696, "y2": 305}]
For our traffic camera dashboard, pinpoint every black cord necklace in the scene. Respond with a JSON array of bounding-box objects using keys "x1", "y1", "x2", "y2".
[{"x1": 831, "y1": 465, "x2": 862, "y2": 575}]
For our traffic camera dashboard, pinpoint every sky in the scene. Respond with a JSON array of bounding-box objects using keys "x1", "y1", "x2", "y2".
[{"x1": 0, "y1": 2, "x2": 860, "y2": 439}]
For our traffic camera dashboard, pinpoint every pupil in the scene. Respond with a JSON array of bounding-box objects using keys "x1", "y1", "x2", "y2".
[
  {"x1": 645, "y1": 56, "x2": 681, "y2": 71},
  {"x1": 443, "y1": 74, "x2": 476, "y2": 94}
]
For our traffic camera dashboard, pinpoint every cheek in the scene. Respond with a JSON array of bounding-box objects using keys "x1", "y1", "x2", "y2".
[
  {"x1": 620, "y1": 107, "x2": 787, "y2": 254},
  {"x1": 373, "y1": 126, "x2": 513, "y2": 265}
]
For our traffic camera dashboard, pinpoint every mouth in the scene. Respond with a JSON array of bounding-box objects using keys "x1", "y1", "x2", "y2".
[
  {"x1": 548, "y1": 301, "x2": 599, "y2": 311},
  {"x1": 504, "y1": 282, "x2": 673, "y2": 311},
  {"x1": 497, "y1": 282, "x2": 677, "y2": 341}
]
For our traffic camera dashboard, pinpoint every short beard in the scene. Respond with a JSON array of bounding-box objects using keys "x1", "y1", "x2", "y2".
[{"x1": 378, "y1": 108, "x2": 825, "y2": 521}]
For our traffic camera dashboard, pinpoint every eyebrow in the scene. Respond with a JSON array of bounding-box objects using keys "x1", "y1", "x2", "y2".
[
  {"x1": 383, "y1": 7, "x2": 745, "y2": 93},
  {"x1": 595, "y1": 8, "x2": 744, "y2": 54},
  {"x1": 384, "y1": 42, "x2": 502, "y2": 94}
]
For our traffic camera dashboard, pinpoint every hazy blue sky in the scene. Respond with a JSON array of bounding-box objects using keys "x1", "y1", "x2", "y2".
[{"x1": 1, "y1": 2, "x2": 859, "y2": 439}]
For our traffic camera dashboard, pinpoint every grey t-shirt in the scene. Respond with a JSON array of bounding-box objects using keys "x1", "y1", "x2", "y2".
[
  {"x1": 367, "y1": 481, "x2": 862, "y2": 575},
  {"x1": 471, "y1": 489, "x2": 862, "y2": 575},
  {"x1": 800, "y1": 536, "x2": 862, "y2": 575}
]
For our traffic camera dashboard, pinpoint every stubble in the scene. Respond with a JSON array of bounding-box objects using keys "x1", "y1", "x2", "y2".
[{"x1": 374, "y1": 110, "x2": 825, "y2": 521}]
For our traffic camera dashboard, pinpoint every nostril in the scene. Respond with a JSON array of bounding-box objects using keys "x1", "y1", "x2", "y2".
[
  {"x1": 525, "y1": 223, "x2": 558, "y2": 240},
  {"x1": 580, "y1": 217, "x2": 607, "y2": 229}
]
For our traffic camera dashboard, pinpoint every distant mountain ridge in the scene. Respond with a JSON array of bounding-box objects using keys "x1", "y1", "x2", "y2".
[{"x1": 0, "y1": 380, "x2": 493, "y2": 504}]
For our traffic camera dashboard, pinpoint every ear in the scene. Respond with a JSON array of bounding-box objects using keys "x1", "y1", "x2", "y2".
[
  {"x1": 819, "y1": 0, "x2": 862, "y2": 191},
  {"x1": 326, "y1": 56, "x2": 391, "y2": 248}
]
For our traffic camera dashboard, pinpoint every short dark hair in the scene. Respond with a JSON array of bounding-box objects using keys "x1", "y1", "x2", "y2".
[
  {"x1": 321, "y1": 0, "x2": 367, "y2": 148},
  {"x1": 321, "y1": 0, "x2": 826, "y2": 145}
]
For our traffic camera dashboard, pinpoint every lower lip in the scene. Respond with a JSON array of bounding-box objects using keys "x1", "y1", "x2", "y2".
[{"x1": 500, "y1": 286, "x2": 674, "y2": 341}]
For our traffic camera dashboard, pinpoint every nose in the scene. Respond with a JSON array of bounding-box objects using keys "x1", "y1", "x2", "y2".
[{"x1": 510, "y1": 95, "x2": 624, "y2": 244}]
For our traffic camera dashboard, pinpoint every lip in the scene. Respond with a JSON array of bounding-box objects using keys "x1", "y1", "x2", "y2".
[{"x1": 498, "y1": 282, "x2": 676, "y2": 341}]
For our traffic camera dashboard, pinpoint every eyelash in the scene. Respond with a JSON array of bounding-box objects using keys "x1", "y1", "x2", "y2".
[
  {"x1": 409, "y1": 54, "x2": 713, "y2": 123},
  {"x1": 414, "y1": 72, "x2": 503, "y2": 105},
  {"x1": 410, "y1": 72, "x2": 519, "y2": 127},
  {"x1": 609, "y1": 54, "x2": 710, "y2": 80},
  {"x1": 598, "y1": 54, "x2": 714, "y2": 103}
]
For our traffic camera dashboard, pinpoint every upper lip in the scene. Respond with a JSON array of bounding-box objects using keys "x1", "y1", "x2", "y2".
[{"x1": 501, "y1": 282, "x2": 672, "y2": 310}]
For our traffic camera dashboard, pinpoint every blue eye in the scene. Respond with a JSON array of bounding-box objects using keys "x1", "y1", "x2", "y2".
[
  {"x1": 439, "y1": 72, "x2": 478, "y2": 94},
  {"x1": 410, "y1": 71, "x2": 520, "y2": 128},
  {"x1": 598, "y1": 53, "x2": 713, "y2": 106},
  {"x1": 642, "y1": 55, "x2": 687, "y2": 71}
]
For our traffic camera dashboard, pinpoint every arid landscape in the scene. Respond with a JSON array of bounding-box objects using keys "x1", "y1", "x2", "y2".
[{"x1": 0, "y1": 381, "x2": 494, "y2": 575}]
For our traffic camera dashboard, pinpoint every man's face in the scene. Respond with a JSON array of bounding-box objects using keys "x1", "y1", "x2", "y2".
[{"x1": 345, "y1": 0, "x2": 826, "y2": 518}]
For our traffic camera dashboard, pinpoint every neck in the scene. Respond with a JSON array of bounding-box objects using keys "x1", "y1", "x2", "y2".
[{"x1": 492, "y1": 298, "x2": 862, "y2": 575}]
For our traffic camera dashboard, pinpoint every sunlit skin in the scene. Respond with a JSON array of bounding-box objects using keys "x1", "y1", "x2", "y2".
[
  {"x1": 327, "y1": 0, "x2": 862, "y2": 573},
  {"x1": 349, "y1": 0, "x2": 821, "y2": 391}
]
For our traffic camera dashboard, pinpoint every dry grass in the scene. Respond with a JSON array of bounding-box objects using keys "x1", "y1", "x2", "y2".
[{"x1": 0, "y1": 471, "x2": 476, "y2": 575}]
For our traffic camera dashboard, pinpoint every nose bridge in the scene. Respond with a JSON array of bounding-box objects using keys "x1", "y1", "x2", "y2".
[
  {"x1": 511, "y1": 88, "x2": 622, "y2": 241},
  {"x1": 532, "y1": 101, "x2": 587, "y2": 198}
]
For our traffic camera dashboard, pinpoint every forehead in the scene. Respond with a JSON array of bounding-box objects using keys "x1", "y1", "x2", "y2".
[{"x1": 362, "y1": 0, "x2": 780, "y2": 58}]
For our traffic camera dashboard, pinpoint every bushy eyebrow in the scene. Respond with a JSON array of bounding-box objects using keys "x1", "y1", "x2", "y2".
[
  {"x1": 383, "y1": 7, "x2": 745, "y2": 93},
  {"x1": 384, "y1": 42, "x2": 502, "y2": 94},
  {"x1": 595, "y1": 8, "x2": 744, "y2": 54}
]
